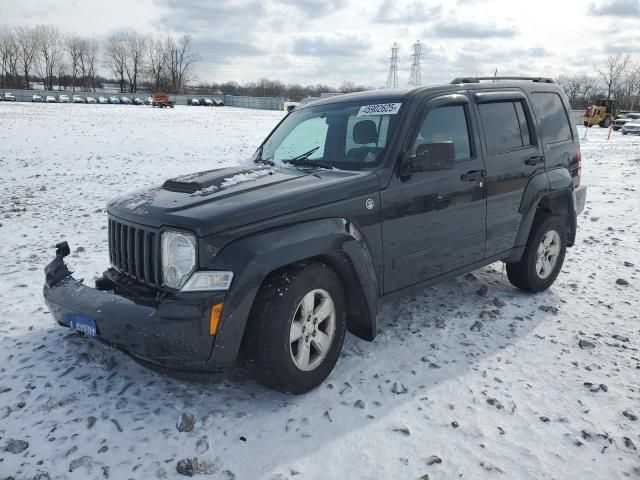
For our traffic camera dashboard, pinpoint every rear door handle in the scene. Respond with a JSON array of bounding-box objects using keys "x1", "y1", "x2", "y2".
[
  {"x1": 525, "y1": 156, "x2": 545, "y2": 166},
  {"x1": 461, "y1": 169, "x2": 486, "y2": 182}
]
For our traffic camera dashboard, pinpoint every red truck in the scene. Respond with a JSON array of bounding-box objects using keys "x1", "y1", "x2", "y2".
[{"x1": 151, "y1": 92, "x2": 174, "y2": 108}]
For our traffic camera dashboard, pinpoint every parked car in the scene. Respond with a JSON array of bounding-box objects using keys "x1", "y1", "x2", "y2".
[
  {"x1": 189, "y1": 98, "x2": 200, "y2": 106},
  {"x1": 109, "y1": 96, "x2": 121, "y2": 104},
  {"x1": 72, "y1": 95, "x2": 85, "y2": 104},
  {"x1": 612, "y1": 112, "x2": 640, "y2": 131},
  {"x1": 45, "y1": 95, "x2": 57, "y2": 103},
  {"x1": 86, "y1": 96, "x2": 97, "y2": 104},
  {"x1": 98, "y1": 96, "x2": 109, "y2": 104},
  {"x1": 3, "y1": 92, "x2": 16, "y2": 101},
  {"x1": 145, "y1": 96, "x2": 153, "y2": 105},
  {"x1": 213, "y1": 98, "x2": 224, "y2": 106},
  {"x1": 43, "y1": 76, "x2": 586, "y2": 394},
  {"x1": 32, "y1": 94, "x2": 43, "y2": 103},
  {"x1": 200, "y1": 97, "x2": 213, "y2": 106},
  {"x1": 621, "y1": 121, "x2": 640, "y2": 135},
  {"x1": 58, "y1": 94, "x2": 71, "y2": 103},
  {"x1": 120, "y1": 96, "x2": 132, "y2": 104},
  {"x1": 133, "y1": 97, "x2": 144, "y2": 105}
]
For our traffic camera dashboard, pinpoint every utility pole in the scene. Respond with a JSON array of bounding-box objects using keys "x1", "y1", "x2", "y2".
[
  {"x1": 408, "y1": 40, "x2": 423, "y2": 87},
  {"x1": 386, "y1": 43, "x2": 399, "y2": 88}
]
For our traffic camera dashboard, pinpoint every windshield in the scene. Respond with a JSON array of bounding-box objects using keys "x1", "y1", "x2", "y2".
[{"x1": 258, "y1": 99, "x2": 403, "y2": 170}]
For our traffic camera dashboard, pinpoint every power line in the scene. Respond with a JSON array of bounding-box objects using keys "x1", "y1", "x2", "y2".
[
  {"x1": 408, "y1": 40, "x2": 423, "y2": 87},
  {"x1": 386, "y1": 42, "x2": 399, "y2": 88}
]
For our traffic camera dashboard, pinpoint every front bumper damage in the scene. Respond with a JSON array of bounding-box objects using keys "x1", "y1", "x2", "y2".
[{"x1": 43, "y1": 242, "x2": 225, "y2": 372}]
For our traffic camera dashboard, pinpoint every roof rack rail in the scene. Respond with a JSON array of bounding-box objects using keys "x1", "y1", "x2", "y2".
[{"x1": 450, "y1": 76, "x2": 555, "y2": 84}]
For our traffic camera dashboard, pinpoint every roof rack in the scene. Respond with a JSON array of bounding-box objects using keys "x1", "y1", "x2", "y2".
[{"x1": 450, "y1": 76, "x2": 555, "y2": 84}]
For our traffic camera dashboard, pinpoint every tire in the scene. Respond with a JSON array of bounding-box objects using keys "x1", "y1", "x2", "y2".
[
  {"x1": 583, "y1": 121, "x2": 592, "y2": 128},
  {"x1": 506, "y1": 214, "x2": 567, "y2": 292},
  {"x1": 244, "y1": 263, "x2": 347, "y2": 394},
  {"x1": 599, "y1": 116, "x2": 611, "y2": 128}
]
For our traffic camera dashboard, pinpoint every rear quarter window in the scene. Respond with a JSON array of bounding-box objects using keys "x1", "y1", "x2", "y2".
[{"x1": 532, "y1": 92, "x2": 572, "y2": 144}]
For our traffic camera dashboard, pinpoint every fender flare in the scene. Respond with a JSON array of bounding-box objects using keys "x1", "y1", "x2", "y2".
[
  {"x1": 506, "y1": 169, "x2": 579, "y2": 263},
  {"x1": 208, "y1": 218, "x2": 380, "y2": 365}
]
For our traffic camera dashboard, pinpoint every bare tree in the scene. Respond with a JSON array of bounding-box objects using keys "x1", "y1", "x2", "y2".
[
  {"x1": 146, "y1": 35, "x2": 166, "y2": 91},
  {"x1": 164, "y1": 35, "x2": 199, "y2": 93},
  {"x1": 123, "y1": 31, "x2": 146, "y2": 93},
  {"x1": 105, "y1": 33, "x2": 127, "y2": 92},
  {"x1": 597, "y1": 53, "x2": 630, "y2": 100},
  {"x1": 84, "y1": 39, "x2": 98, "y2": 91},
  {"x1": 0, "y1": 28, "x2": 19, "y2": 88},
  {"x1": 33, "y1": 25, "x2": 63, "y2": 90},
  {"x1": 65, "y1": 34, "x2": 84, "y2": 91},
  {"x1": 15, "y1": 27, "x2": 37, "y2": 89}
]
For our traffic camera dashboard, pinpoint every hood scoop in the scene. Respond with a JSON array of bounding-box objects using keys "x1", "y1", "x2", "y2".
[{"x1": 162, "y1": 166, "x2": 277, "y2": 195}]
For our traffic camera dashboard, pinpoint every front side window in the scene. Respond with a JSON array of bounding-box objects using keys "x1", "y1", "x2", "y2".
[
  {"x1": 478, "y1": 100, "x2": 533, "y2": 153},
  {"x1": 412, "y1": 105, "x2": 471, "y2": 161},
  {"x1": 259, "y1": 100, "x2": 403, "y2": 170}
]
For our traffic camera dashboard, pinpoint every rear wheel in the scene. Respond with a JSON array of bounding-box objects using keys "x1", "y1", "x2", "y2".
[
  {"x1": 244, "y1": 263, "x2": 346, "y2": 394},
  {"x1": 599, "y1": 116, "x2": 611, "y2": 128},
  {"x1": 506, "y1": 214, "x2": 567, "y2": 292},
  {"x1": 583, "y1": 121, "x2": 592, "y2": 128}
]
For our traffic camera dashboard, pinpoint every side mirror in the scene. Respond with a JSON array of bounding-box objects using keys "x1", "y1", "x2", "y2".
[{"x1": 403, "y1": 141, "x2": 456, "y2": 174}]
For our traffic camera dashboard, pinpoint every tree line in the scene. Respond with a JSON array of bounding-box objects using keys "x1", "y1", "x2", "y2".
[
  {"x1": 0, "y1": 25, "x2": 200, "y2": 94},
  {"x1": 557, "y1": 54, "x2": 640, "y2": 110}
]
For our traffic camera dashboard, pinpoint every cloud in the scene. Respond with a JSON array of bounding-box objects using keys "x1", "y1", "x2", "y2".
[
  {"x1": 277, "y1": 0, "x2": 348, "y2": 17},
  {"x1": 154, "y1": 0, "x2": 267, "y2": 32},
  {"x1": 196, "y1": 38, "x2": 266, "y2": 62},
  {"x1": 374, "y1": 0, "x2": 443, "y2": 24},
  {"x1": 590, "y1": 0, "x2": 640, "y2": 16},
  {"x1": 430, "y1": 21, "x2": 517, "y2": 38},
  {"x1": 291, "y1": 33, "x2": 371, "y2": 56}
]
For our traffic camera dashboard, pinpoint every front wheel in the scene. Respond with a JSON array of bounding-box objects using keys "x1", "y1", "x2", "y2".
[
  {"x1": 244, "y1": 263, "x2": 346, "y2": 394},
  {"x1": 506, "y1": 214, "x2": 567, "y2": 292}
]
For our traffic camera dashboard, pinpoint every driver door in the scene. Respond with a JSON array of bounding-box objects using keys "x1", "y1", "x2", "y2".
[{"x1": 381, "y1": 94, "x2": 487, "y2": 293}]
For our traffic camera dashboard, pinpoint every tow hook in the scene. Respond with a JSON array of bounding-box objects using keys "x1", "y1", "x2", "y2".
[{"x1": 44, "y1": 241, "x2": 72, "y2": 288}]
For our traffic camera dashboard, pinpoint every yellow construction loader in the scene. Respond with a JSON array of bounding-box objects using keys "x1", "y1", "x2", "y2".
[{"x1": 580, "y1": 99, "x2": 619, "y2": 128}]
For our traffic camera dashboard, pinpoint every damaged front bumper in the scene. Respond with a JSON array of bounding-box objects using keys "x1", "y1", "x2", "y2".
[{"x1": 43, "y1": 242, "x2": 225, "y2": 372}]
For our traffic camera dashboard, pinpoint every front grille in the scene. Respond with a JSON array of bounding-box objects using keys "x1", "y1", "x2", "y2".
[{"x1": 108, "y1": 218, "x2": 162, "y2": 287}]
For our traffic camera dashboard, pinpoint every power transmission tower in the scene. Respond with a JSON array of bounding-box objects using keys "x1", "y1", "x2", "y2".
[
  {"x1": 408, "y1": 40, "x2": 423, "y2": 87},
  {"x1": 386, "y1": 43, "x2": 399, "y2": 88}
]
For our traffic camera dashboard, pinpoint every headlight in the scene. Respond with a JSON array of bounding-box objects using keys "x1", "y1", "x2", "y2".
[{"x1": 161, "y1": 231, "x2": 196, "y2": 289}]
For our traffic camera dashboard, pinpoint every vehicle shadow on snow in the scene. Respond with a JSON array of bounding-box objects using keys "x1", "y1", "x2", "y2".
[{"x1": 5, "y1": 262, "x2": 561, "y2": 477}]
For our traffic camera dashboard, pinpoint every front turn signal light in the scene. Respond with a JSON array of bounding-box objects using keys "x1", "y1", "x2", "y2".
[{"x1": 209, "y1": 303, "x2": 224, "y2": 335}]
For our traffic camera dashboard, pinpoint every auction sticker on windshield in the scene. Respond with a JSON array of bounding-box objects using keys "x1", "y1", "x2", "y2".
[{"x1": 357, "y1": 103, "x2": 402, "y2": 116}]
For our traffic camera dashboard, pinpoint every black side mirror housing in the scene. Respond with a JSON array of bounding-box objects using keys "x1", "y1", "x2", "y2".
[{"x1": 402, "y1": 141, "x2": 456, "y2": 174}]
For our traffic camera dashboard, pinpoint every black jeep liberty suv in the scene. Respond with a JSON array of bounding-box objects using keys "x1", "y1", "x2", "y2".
[{"x1": 44, "y1": 77, "x2": 587, "y2": 394}]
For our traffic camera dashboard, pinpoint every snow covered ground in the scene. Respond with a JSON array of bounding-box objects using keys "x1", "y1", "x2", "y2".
[{"x1": 1, "y1": 103, "x2": 639, "y2": 480}]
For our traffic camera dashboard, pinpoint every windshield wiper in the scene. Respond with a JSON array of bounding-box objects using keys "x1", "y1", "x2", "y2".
[
  {"x1": 284, "y1": 147, "x2": 334, "y2": 169},
  {"x1": 252, "y1": 145, "x2": 275, "y2": 166},
  {"x1": 287, "y1": 158, "x2": 335, "y2": 169}
]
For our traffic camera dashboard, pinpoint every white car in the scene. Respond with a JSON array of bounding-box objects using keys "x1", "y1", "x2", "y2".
[
  {"x1": 98, "y1": 96, "x2": 109, "y2": 104},
  {"x1": 621, "y1": 121, "x2": 640, "y2": 135},
  {"x1": 32, "y1": 94, "x2": 43, "y2": 103},
  {"x1": 3, "y1": 92, "x2": 16, "y2": 101},
  {"x1": 45, "y1": 95, "x2": 57, "y2": 103},
  {"x1": 72, "y1": 95, "x2": 85, "y2": 104},
  {"x1": 86, "y1": 96, "x2": 97, "y2": 104},
  {"x1": 612, "y1": 113, "x2": 640, "y2": 131},
  {"x1": 58, "y1": 94, "x2": 71, "y2": 103},
  {"x1": 120, "y1": 96, "x2": 132, "y2": 104}
]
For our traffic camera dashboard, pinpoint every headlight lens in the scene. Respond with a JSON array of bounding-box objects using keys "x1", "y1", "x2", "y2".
[{"x1": 161, "y1": 231, "x2": 196, "y2": 289}]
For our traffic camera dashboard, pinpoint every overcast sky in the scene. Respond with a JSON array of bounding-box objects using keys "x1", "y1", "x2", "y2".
[{"x1": 1, "y1": 0, "x2": 639, "y2": 87}]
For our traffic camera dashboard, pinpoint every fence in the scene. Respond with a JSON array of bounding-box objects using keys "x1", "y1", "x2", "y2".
[{"x1": 0, "y1": 88, "x2": 285, "y2": 111}]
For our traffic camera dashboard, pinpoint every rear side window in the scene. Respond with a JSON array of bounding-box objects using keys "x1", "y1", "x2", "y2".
[
  {"x1": 532, "y1": 92, "x2": 572, "y2": 144},
  {"x1": 478, "y1": 101, "x2": 533, "y2": 153}
]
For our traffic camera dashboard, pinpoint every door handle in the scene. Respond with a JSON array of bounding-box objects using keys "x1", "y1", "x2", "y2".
[
  {"x1": 461, "y1": 169, "x2": 486, "y2": 182},
  {"x1": 525, "y1": 156, "x2": 545, "y2": 166}
]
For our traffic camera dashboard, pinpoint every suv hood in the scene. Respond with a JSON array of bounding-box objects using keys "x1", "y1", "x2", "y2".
[{"x1": 108, "y1": 164, "x2": 379, "y2": 236}]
